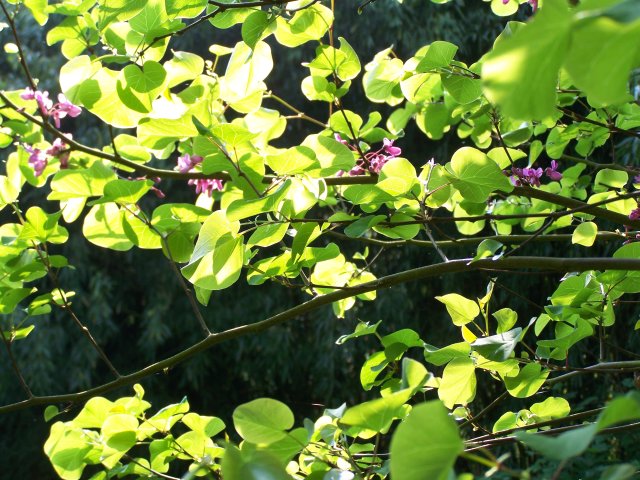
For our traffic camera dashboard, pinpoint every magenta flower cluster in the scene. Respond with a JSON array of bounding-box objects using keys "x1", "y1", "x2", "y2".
[
  {"x1": 509, "y1": 160, "x2": 562, "y2": 187},
  {"x1": 176, "y1": 153, "x2": 224, "y2": 197},
  {"x1": 19, "y1": 87, "x2": 81, "y2": 176},
  {"x1": 336, "y1": 135, "x2": 402, "y2": 176},
  {"x1": 21, "y1": 88, "x2": 81, "y2": 128},
  {"x1": 23, "y1": 136, "x2": 71, "y2": 177}
]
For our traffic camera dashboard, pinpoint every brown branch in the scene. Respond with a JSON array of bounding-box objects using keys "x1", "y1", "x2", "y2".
[{"x1": 3, "y1": 256, "x2": 640, "y2": 413}]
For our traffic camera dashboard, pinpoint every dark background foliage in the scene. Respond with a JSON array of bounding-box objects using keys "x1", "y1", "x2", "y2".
[{"x1": 0, "y1": 1, "x2": 638, "y2": 478}]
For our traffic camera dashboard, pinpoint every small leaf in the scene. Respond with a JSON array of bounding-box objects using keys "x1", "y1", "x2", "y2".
[
  {"x1": 435, "y1": 293, "x2": 479, "y2": 326},
  {"x1": 44, "y1": 405, "x2": 59, "y2": 422},
  {"x1": 472, "y1": 239, "x2": 503, "y2": 262},
  {"x1": 572, "y1": 221, "x2": 598, "y2": 247},
  {"x1": 471, "y1": 328, "x2": 522, "y2": 362}
]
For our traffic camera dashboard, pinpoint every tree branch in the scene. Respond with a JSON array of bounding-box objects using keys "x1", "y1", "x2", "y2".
[{"x1": 3, "y1": 256, "x2": 640, "y2": 413}]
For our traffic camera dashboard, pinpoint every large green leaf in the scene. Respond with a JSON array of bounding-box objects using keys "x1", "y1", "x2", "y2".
[
  {"x1": 340, "y1": 390, "x2": 412, "y2": 437},
  {"x1": 482, "y1": 0, "x2": 572, "y2": 120},
  {"x1": 447, "y1": 147, "x2": 513, "y2": 202},
  {"x1": 390, "y1": 401, "x2": 463, "y2": 480},
  {"x1": 438, "y1": 357, "x2": 476, "y2": 408},
  {"x1": 232, "y1": 398, "x2": 294, "y2": 445}
]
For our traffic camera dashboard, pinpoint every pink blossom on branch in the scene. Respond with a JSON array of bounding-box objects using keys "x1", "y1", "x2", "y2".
[
  {"x1": 337, "y1": 136, "x2": 402, "y2": 176},
  {"x1": 20, "y1": 88, "x2": 81, "y2": 127},
  {"x1": 188, "y1": 179, "x2": 224, "y2": 197},
  {"x1": 177, "y1": 153, "x2": 203, "y2": 173},
  {"x1": 545, "y1": 160, "x2": 563, "y2": 181},
  {"x1": 46, "y1": 137, "x2": 71, "y2": 169},
  {"x1": 50, "y1": 94, "x2": 82, "y2": 128},
  {"x1": 23, "y1": 144, "x2": 48, "y2": 176},
  {"x1": 176, "y1": 153, "x2": 223, "y2": 197}
]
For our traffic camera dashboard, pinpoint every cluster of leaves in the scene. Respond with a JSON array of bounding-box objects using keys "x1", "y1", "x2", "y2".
[{"x1": 0, "y1": 0, "x2": 640, "y2": 478}]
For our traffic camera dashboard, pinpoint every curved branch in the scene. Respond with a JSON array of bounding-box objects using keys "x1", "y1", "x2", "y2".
[{"x1": 3, "y1": 256, "x2": 640, "y2": 414}]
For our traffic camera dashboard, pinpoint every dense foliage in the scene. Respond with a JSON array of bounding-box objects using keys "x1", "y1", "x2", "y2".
[{"x1": 1, "y1": 0, "x2": 640, "y2": 478}]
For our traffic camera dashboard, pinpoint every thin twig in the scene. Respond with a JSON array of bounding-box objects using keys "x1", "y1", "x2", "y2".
[{"x1": 0, "y1": 328, "x2": 33, "y2": 398}]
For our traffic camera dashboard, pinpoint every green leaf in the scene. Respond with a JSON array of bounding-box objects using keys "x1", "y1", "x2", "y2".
[
  {"x1": 210, "y1": 123, "x2": 258, "y2": 148},
  {"x1": 341, "y1": 390, "x2": 411, "y2": 437},
  {"x1": 377, "y1": 157, "x2": 418, "y2": 197},
  {"x1": 266, "y1": 146, "x2": 317, "y2": 175},
  {"x1": 44, "y1": 405, "x2": 59, "y2": 422},
  {"x1": 226, "y1": 180, "x2": 290, "y2": 221},
  {"x1": 117, "y1": 61, "x2": 167, "y2": 113},
  {"x1": 336, "y1": 320, "x2": 382, "y2": 345},
  {"x1": 598, "y1": 464, "x2": 637, "y2": 480},
  {"x1": 97, "y1": 179, "x2": 152, "y2": 205},
  {"x1": 273, "y1": 3, "x2": 333, "y2": 47},
  {"x1": 530, "y1": 397, "x2": 570, "y2": 420},
  {"x1": 565, "y1": 12, "x2": 640, "y2": 106},
  {"x1": 597, "y1": 393, "x2": 640, "y2": 430},
  {"x1": 82, "y1": 203, "x2": 133, "y2": 251},
  {"x1": 594, "y1": 168, "x2": 628, "y2": 190},
  {"x1": 247, "y1": 222, "x2": 288, "y2": 248},
  {"x1": 438, "y1": 357, "x2": 476, "y2": 408},
  {"x1": 472, "y1": 239, "x2": 503, "y2": 262},
  {"x1": 390, "y1": 400, "x2": 463, "y2": 480},
  {"x1": 572, "y1": 221, "x2": 598, "y2": 247},
  {"x1": 471, "y1": 328, "x2": 522, "y2": 362},
  {"x1": 493, "y1": 308, "x2": 518, "y2": 333},
  {"x1": 516, "y1": 424, "x2": 598, "y2": 461},
  {"x1": 48, "y1": 163, "x2": 117, "y2": 201},
  {"x1": 441, "y1": 74, "x2": 482, "y2": 104},
  {"x1": 435, "y1": 293, "x2": 479, "y2": 326},
  {"x1": 503, "y1": 363, "x2": 549, "y2": 398},
  {"x1": 233, "y1": 398, "x2": 294, "y2": 445},
  {"x1": 181, "y1": 233, "x2": 244, "y2": 290},
  {"x1": 447, "y1": 147, "x2": 513, "y2": 202},
  {"x1": 182, "y1": 413, "x2": 225, "y2": 437},
  {"x1": 344, "y1": 215, "x2": 386, "y2": 238},
  {"x1": 222, "y1": 445, "x2": 290, "y2": 480},
  {"x1": 336, "y1": 37, "x2": 361, "y2": 81},
  {"x1": 241, "y1": 10, "x2": 273, "y2": 49},
  {"x1": 482, "y1": 0, "x2": 572, "y2": 120},
  {"x1": 44, "y1": 422, "x2": 94, "y2": 480},
  {"x1": 416, "y1": 41, "x2": 458, "y2": 71},
  {"x1": 424, "y1": 342, "x2": 471, "y2": 366},
  {"x1": 101, "y1": 414, "x2": 138, "y2": 452}
]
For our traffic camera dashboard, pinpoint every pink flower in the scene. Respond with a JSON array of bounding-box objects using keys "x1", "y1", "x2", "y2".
[
  {"x1": 36, "y1": 91, "x2": 52, "y2": 115},
  {"x1": 634, "y1": 174, "x2": 640, "y2": 184},
  {"x1": 20, "y1": 87, "x2": 35, "y2": 100},
  {"x1": 188, "y1": 178, "x2": 224, "y2": 197},
  {"x1": 176, "y1": 153, "x2": 203, "y2": 173},
  {"x1": 50, "y1": 95, "x2": 82, "y2": 128},
  {"x1": 20, "y1": 88, "x2": 81, "y2": 126},
  {"x1": 334, "y1": 133, "x2": 348, "y2": 145},
  {"x1": 23, "y1": 144, "x2": 48, "y2": 176},
  {"x1": 383, "y1": 138, "x2": 401, "y2": 157},
  {"x1": 509, "y1": 166, "x2": 544, "y2": 187},
  {"x1": 529, "y1": 0, "x2": 538, "y2": 11},
  {"x1": 630, "y1": 207, "x2": 640, "y2": 221},
  {"x1": 177, "y1": 153, "x2": 222, "y2": 197},
  {"x1": 545, "y1": 160, "x2": 562, "y2": 181},
  {"x1": 46, "y1": 137, "x2": 71, "y2": 169}
]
